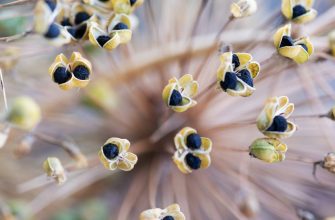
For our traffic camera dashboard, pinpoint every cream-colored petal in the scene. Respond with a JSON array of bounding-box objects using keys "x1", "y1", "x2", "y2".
[
  {"x1": 165, "y1": 204, "x2": 181, "y2": 213},
  {"x1": 172, "y1": 153, "x2": 191, "y2": 174},
  {"x1": 125, "y1": 152, "x2": 138, "y2": 164},
  {"x1": 263, "y1": 121, "x2": 297, "y2": 139},
  {"x1": 117, "y1": 160, "x2": 134, "y2": 171},
  {"x1": 281, "y1": 0, "x2": 293, "y2": 19},
  {"x1": 283, "y1": 103, "x2": 294, "y2": 118},
  {"x1": 278, "y1": 45, "x2": 303, "y2": 60},
  {"x1": 115, "y1": 29, "x2": 132, "y2": 44},
  {"x1": 178, "y1": 74, "x2": 193, "y2": 88}
]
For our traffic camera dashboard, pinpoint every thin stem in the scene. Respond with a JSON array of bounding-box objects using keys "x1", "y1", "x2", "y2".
[
  {"x1": 0, "y1": 69, "x2": 8, "y2": 111},
  {"x1": 0, "y1": 30, "x2": 33, "y2": 42},
  {"x1": 0, "y1": 0, "x2": 34, "y2": 8},
  {"x1": 196, "y1": 80, "x2": 217, "y2": 100}
]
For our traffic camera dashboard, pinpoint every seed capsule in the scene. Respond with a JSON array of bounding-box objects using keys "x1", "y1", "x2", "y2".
[
  {"x1": 43, "y1": 157, "x2": 67, "y2": 185},
  {"x1": 6, "y1": 96, "x2": 41, "y2": 130},
  {"x1": 139, "y1": 204, "x2": 185, "y2": 220},
  {"x1": 249, "y1": 138, "x2": 287, "y2": 163},
  {"x1": 281, "y1": 0, "x2": 317, "y2": 24}
]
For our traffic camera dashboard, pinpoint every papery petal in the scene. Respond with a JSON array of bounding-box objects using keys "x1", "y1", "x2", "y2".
[
  {"x1": 235, "y1": 53, "x2": 252, "y2": 67},
  {"x1": 247, "y1": 61, "x2": 260, "y2": 78},
  {"x1": 281, "y1": 0, "x2": 293, "y2": 19},
  {"x1": 273, "y1": 24, "x2": 291, "y2": 48},
  {"x1": 293, "y1": 9, "x2": 317, "y2": 23}
]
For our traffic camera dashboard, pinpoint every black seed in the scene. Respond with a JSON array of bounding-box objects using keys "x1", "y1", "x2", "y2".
[
  {"x1": 292, "y1": 4, "x2": 307, "y2": 19},
  {"x1": 129, "y1": 0, "x2": 137, "y2": 6},
  {"x1": 53, "y1": 67, "x2": 72, "y2": 84},
  {"x1": 232, "y1": 54, "x2": 240, "y2": 69},
  {"x1": 113, "y1": 22, "x2": 128, "y2": 30},
  {"x1": 44, "y1": 23, "x2": 60, "y2": 39},
  {"x1": 74, "y1": 12, "x2": 90, "y2": 25},
  {"x1": 102, "y1": 143, "x2": 119, "y2": 160},
  {"x1": 185, "y1": 153, "x2": 201, "y2": 170},
  {"x1": 169, "y1": 90, "x2": 183, "y2": 106},
  {"x1": 44, "y1": 0, "x2": 56, "y2": 11},
  {"x1": 162, "y1": 216, "x2": 174, "y2": 220},
  {"x1": 266, "y1": 115, "x2": 288, "y2": 132},
  {"x1": 298, "y1": 43, "x2": 308, "y2": 52},
  {"x1": 280, "y1": 36, "x2": 294, "y2": 48},
  {"x1": 68, "y1": 23, "x2": 87, "y2": 39},
  {"x1": 73, "y1": 65, "x2": 90, "y2": 80},
  {"x1": 220, "y1": 72, "x2": 237, "y2": 91},
  {"x1": 186, "y1": 133, "x2": 202, "y2": 150},
  {"x1": 237, "y1": 69, "x2": 253, "y2": 87},
  {"x1": 61, "y1": 17, "x2": 72, "y2": 26},
  {"x1": 97, "y1": 35, "x2": 111, "y2": 47}
]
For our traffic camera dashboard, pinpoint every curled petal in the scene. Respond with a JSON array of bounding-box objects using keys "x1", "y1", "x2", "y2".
[
  {"x1": 281, "y1": 0, "x2": 293, "y2": 19},
  {"x1": 263, "y1": 121, "x2": 297, "y2": 139},
  {"x1": 247, "y1": 62, "x2": 260, "y2": 78},
  {"x1": 235, "y1": 53, "x2": 252, "y2": 68},
  {"x1": 171, "y1": 97, "x2": 196, "y2": 113},
  {"x1": 273, "y1": 24, "x2": 291, "y2": 48}
]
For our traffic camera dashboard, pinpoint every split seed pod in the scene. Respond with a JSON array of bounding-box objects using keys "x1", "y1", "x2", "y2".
[
  {"x1": 281, "y1": 0, "x2": 317, "y2": 24},
  {"x1": 139, "y1": 204, "x2": 185, "y2": 220}
]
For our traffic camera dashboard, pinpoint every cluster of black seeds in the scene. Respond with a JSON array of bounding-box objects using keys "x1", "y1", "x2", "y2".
[{"x1": 220, "y1": 54, "x2": 254, "y2": 91}]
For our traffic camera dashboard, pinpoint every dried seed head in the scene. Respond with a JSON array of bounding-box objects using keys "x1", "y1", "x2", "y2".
[
  {"x1": 327, "y1": 106, "x2": 335, "y2": 120},
  {"x1": 6, "y1": 96, "x2": 41, "y2": 130},
  {"x1": 230, "y1": 0, "x2": 257, "y2": 18},
  {"x1": 322, "y1": 152, "x2": 335, "y2": 174},
  {"x1": 43, "y1": 157, "x2": 67, "y2": 185}
]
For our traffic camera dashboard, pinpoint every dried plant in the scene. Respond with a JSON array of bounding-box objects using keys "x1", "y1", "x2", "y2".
[{"x1": 0, "y1": 0, "x2": 335, "y2": 220}]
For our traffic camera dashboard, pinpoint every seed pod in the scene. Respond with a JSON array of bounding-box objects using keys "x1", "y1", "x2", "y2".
[
  {"x1": 257, "y1": 96, "x2": 296, "y2": 139},
  {"x1": 162, "y1": 74, "x2": 199, "y2": 113},
  {"x1": 98, "y1": 137, "x2": 138, "y2": 171},
  {"x1": 273, "y1": 24, "x2": 313, "y2": 64},
  {"x1": 43, "y1": 157, "x2": 67, "y2": 185},
  {"x1": 249, "y1": 138, "x2": 287, "y2": 163},
  {"x1": 139, "y1": 204, "x2": 185, "y2": 220},
  {"x1": 6, "y1": 96, "x2": 41, "y2": 130},
  {"x1": 281, "y1": 0, "x2": 317, "y2": 24},
  {"x1": 230, "y1": 0, "x2": 257, "y2": 18},
  {"x1": 327, "y1": 106, "x2": 335, "y2": 121}
]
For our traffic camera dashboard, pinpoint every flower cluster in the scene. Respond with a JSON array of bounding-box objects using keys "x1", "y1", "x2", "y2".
[
  {"x1": 98, "y1": 137, "x2": 138, "y2": 171},
  {"x1": 273, "y1": 24, "x2": 313, "y2": 64},
  {"x1": 140, "y1": 204, "x2": 185, "y2": 220},
  {"x1": 217, "y1": 52, "x2": 260, "y2": 97},
  {"x1": 162, "y1": 74, "x2": 199, "y2": 113},
  {"x1": 34, "y1": 0, "x2": 143, "y2": 49},
  {"x1": 173, "y1": 127, "x2": 212, "y2": 174},
  {"x1": 48, "y1": 52, "x2": 92, "y2": 90}
]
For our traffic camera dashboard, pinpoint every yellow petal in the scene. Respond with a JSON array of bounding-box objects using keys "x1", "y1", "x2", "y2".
[
  {"x1": 173, "y1": 153, "x2": 191, "y2": 174},
  {"x1": 116, "y1": 30, "x2": 132, "y2": 44},
  {"x1": 235, "y1": 53, "x2": 252, "y2": 67},
  {"x1": 281, "y1": 0, "x2": 293, "y2": 19},
  {"x1": 247, "y1": 61, "x2": 260, "y2": 78},
  {"x1": 292, "y1": 9, "x2": 317, "y2": 24},
  {"x1": 195, "y1": 153, "x2": 211, "y2": 169},
  {"x1": 305, "y1": 0, "x2": 315, "y2": 8},
  {"x1": 162, "y1": 82, "x2": 177, "y2": 106},
  {"x1": 277, "y1": 96, "x2": 289, "y2": 110},
  {"x1": 165, "y1": 204, "x2": 181, "y2": 213},
  {"x1": 263, "y1": 121, "x2": 297, "y2": 139},
  {"x1": 278, "y1": 46, "x2": 302, "y2": 60},
  {"x1": 273, "y1": 24, "x2": 291, "y2": 48},
  {"x1": 171, "y1": 97, "x2": 196, "y2": 113},
  {"x1": 199, "y1": 137, "x2": 212, "y2": 153},
  {"x1": 296, "y1": 37, "x2": 314, "y2": 55}
]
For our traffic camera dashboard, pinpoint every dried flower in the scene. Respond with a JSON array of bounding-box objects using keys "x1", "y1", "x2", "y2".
[
  {"x1": 6, "y1": 96, "x2": 41, "y2": 130},
  {"x1": 139, "y1": 204, "x2": 185, "y2": 220},
  {"x1": 257, "y1": 96, "x2": 296, "y2": 139},
  {"x1": 316, "y1": 152, "x2": 335, "y2": 174},
  {"x1": 98, "y1": 137, "x2": 138, "y2": 171},
  {"x1": 43, "y1": 157, "x2": 67, "y2": 185},
  {"x1": 281, "y1": 0, "x2": 317, "y2": 24},
  {"x1": 327, "y1": 106, "x2": 335, "y2": 120},
  {"x1": 273, "y1": 24, "x2": 313, "y2": 64},
  {"x1": 329, "y1": 30, "x2": 335, "y2": 56},
  {"x1": 217, "y1": 52, "x2": 260, "y2": 97},
  {"x1": 112, "y1": 0, "x2": 144, "y2": 14},
  {"x1": 89, "y1": 14, "x2": 132, "y2": 50},
  {"x1": 230, "y1": 0, "x2": 257, "y2": 18},
  {"x1": 48, "y1": 52, "x2": 92, "y2": 90},
  {"x1": 173, "y1": 127, "x2": 212, "y2": 174},
  {"x1": 162, "y1": 74, "x2": 199, "y2": 112},
  {"x1": 249, "y1": 138, "x2": 287, "y2": 163}
]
